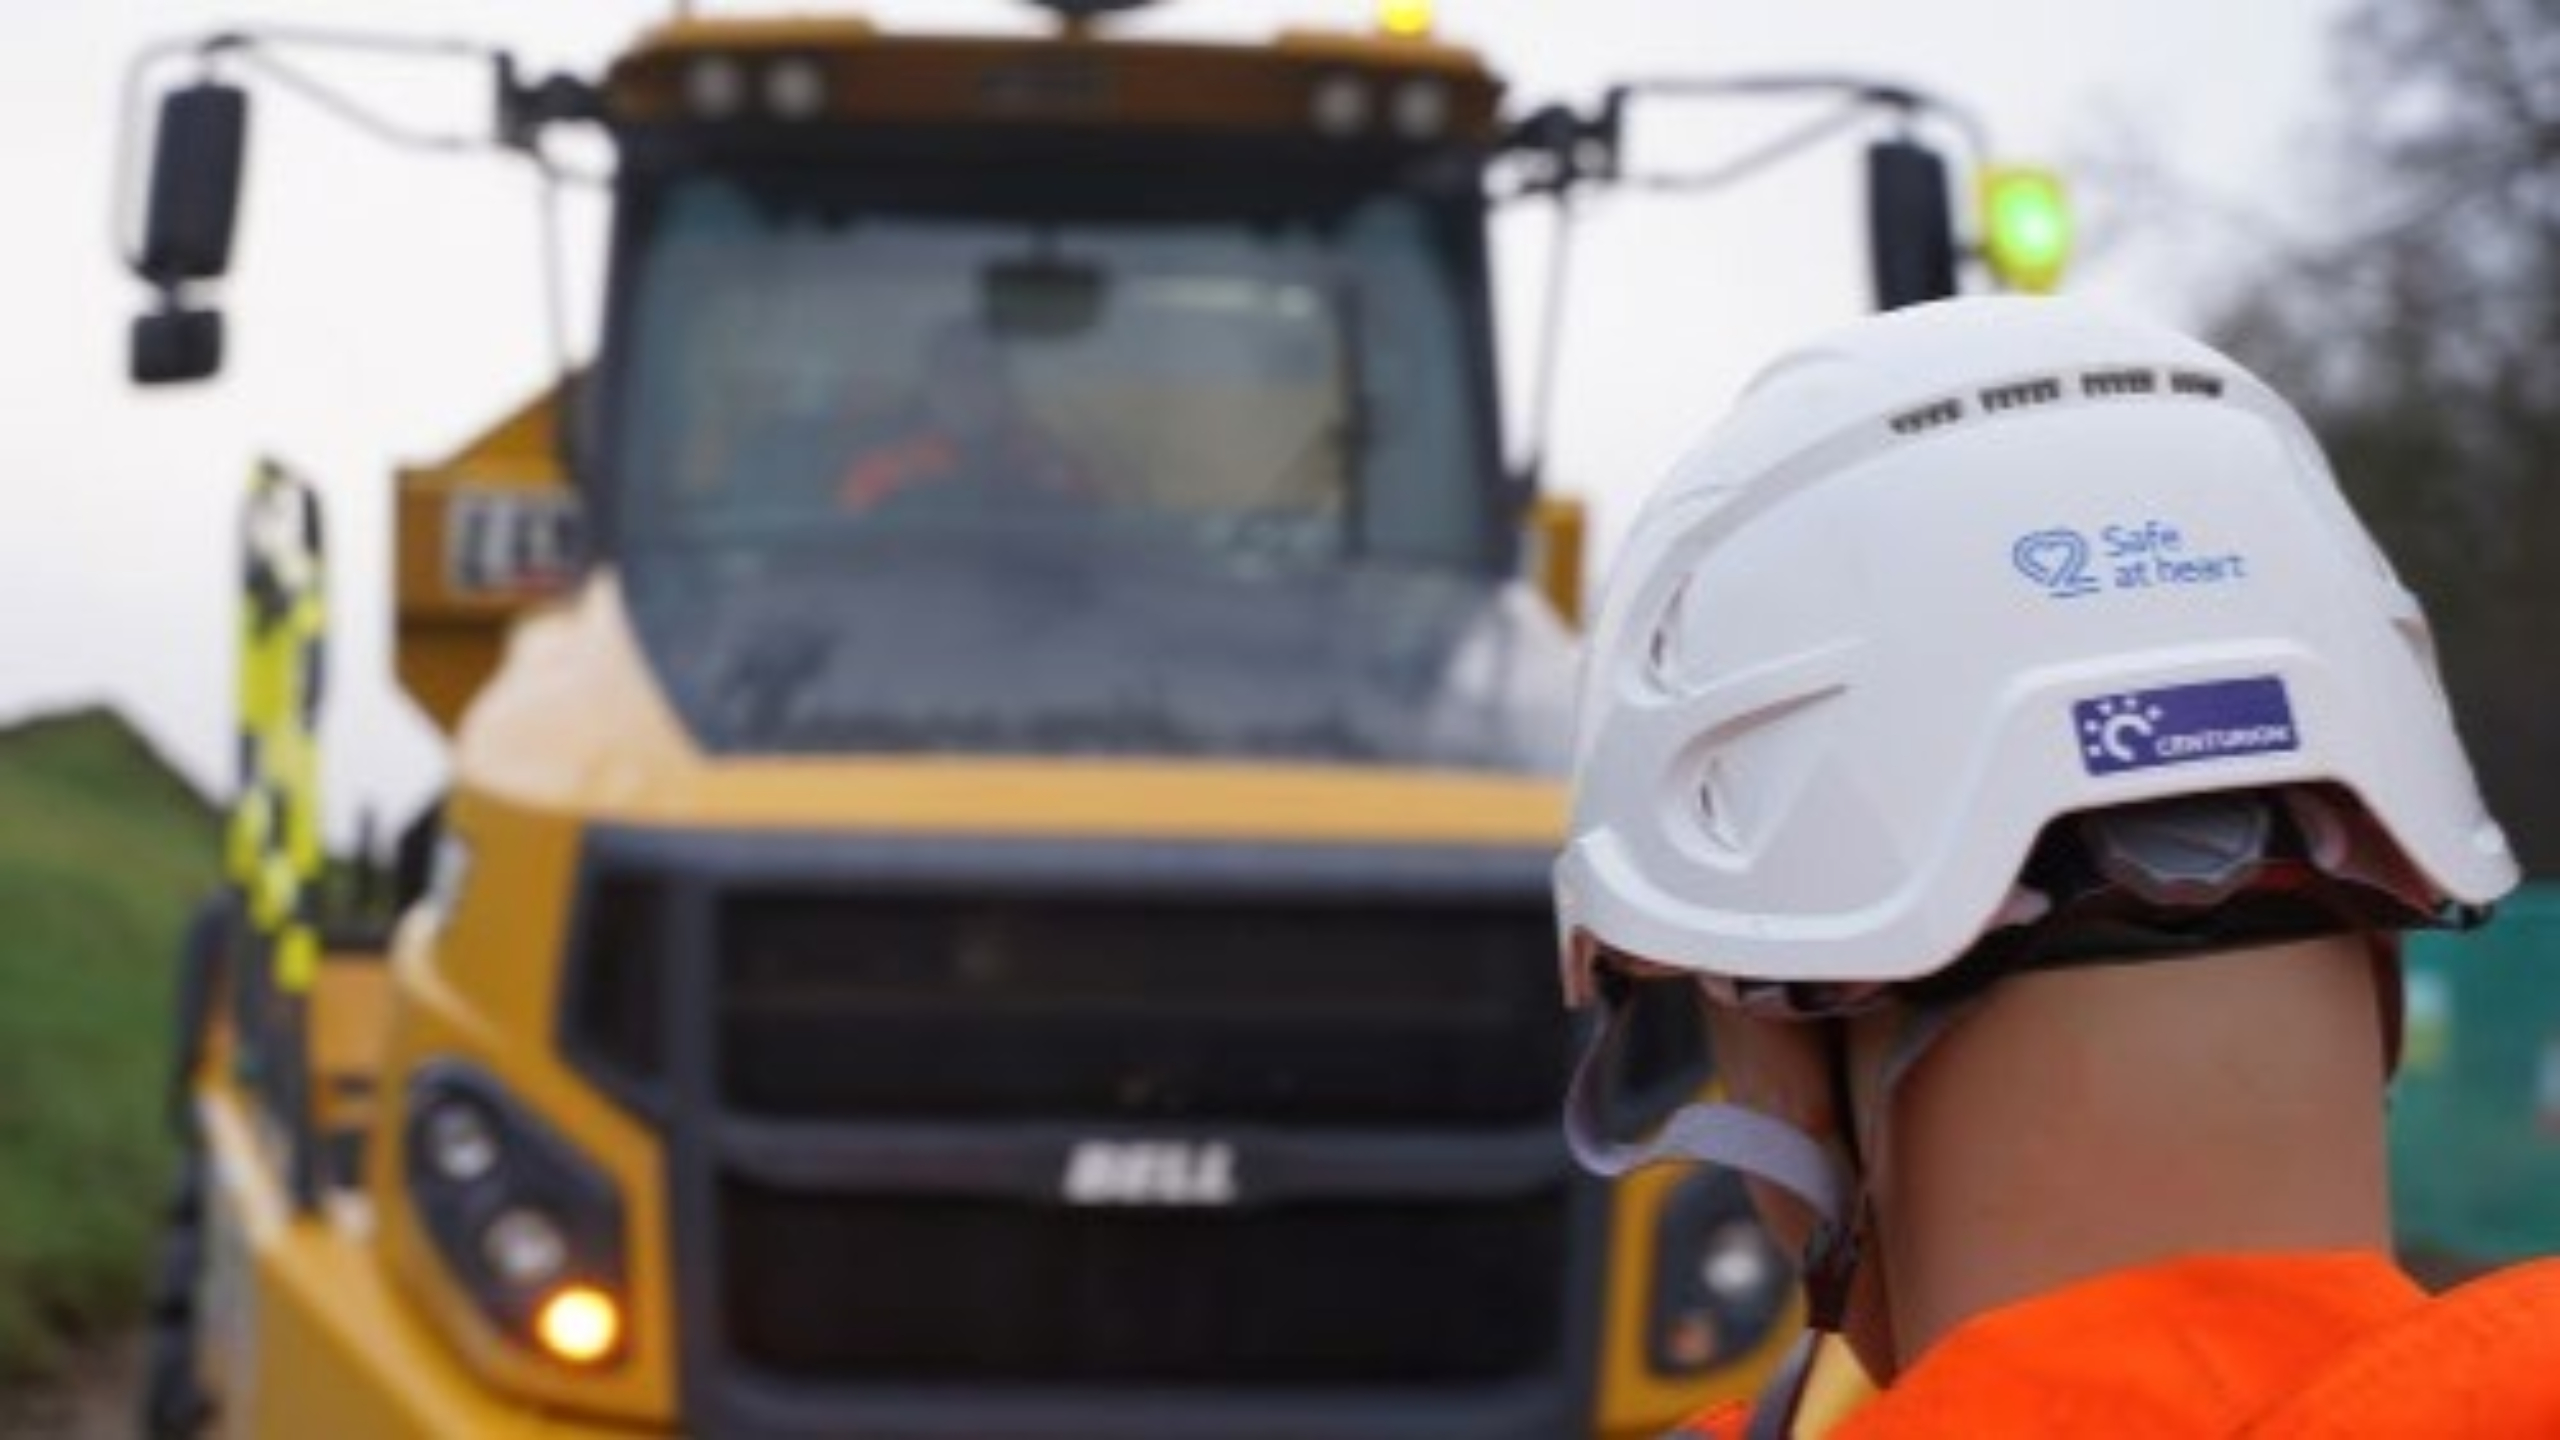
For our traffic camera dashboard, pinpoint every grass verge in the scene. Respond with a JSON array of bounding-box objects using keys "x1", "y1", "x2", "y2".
[{"x1": 0, "y1": 709, "x2": 215, "y2": 1381}]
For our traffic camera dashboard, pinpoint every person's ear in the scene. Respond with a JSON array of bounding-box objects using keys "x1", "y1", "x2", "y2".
[
  {"x1": 1700, "y1": 999, "x2": 1848, "y2": 1253},
  {"x1": 1704, "y1": 999, "x2": 1905, "y2": 1378}
]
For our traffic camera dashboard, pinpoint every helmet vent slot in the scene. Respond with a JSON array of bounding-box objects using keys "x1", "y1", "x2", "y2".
[
  {"x1": 1888, "y1": 397, "x2": 1965, "y2": 435},
  {"x1": 1641, "y1": 575, "x2": 1693, "y2": 696},
  {"x1": 1696, "y1": 756, "x2": 1745, "y2": 856},
  {"x1": 2080, "y1": 368, "x2": 2159, "y2": 398},
  {"x1": 2169, "y1": 371, "x2": 2226, "y2": 399},
  {"x1": 1978, "y1": 377, "x2": 2064, "y2": 413}
]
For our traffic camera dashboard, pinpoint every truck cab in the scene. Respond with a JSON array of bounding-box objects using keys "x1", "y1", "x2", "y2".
[{"x1": 151, "y1": 10, "x2": 1797, "y2": 1440}]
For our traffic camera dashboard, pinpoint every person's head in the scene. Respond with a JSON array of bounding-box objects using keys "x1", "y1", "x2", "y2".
[{"x1": 1554, "y1": 297, "x2": 2518, "y2": 1380}]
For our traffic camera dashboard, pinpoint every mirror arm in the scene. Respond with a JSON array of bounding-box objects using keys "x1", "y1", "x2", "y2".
[
  {"x1": 118, "y1": 27, "x2": 607, "y2": 389},
  {"x1": 1495, "y1": 97, "x2": 1623, "y2": 200},
  {"x1": 1488, "y1": 69, "x2": 2006, "y2": 494},
  {"x1": 496, "y1": 56, "x2": 605, "y2": 154},
  {"x1": 1592, "y1": 73, "x2": 1989, "y2": 196},
  {"x1": 128, "y1": 26, "x2": 599, "y2": 166}
]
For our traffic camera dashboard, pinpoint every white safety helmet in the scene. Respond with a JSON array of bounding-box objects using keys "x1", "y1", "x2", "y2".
[{"x1": 1556, "y1": 297, "x2": 2517, "y2": 1007}]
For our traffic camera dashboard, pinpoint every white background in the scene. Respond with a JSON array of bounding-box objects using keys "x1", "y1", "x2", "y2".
[{"x1": 0, "y1": 0, "x2": 2352, "y2": 833}]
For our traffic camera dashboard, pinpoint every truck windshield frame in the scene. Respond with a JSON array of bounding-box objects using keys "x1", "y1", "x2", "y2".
[
  {"x1": 586, "y1": 137, "x2": 1512, "y2": 578},
  {"x1": 568, "y1": 133, "x2": 1567, "y2": 767}
]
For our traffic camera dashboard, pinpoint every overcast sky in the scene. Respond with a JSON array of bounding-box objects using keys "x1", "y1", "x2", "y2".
[{"x1": 2, "y1": 0, "x2": 2351, "y2": 833}]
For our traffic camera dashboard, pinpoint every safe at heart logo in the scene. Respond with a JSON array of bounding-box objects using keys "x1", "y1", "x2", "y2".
[{"x1": 2011, "y1": 527, "x2": 2099, "y2": 598}]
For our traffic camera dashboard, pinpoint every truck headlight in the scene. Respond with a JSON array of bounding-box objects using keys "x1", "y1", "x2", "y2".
[
  {"x1": 1649, "y1": 1167, "x2": 1793, "y2": 1375},
  {"x1": 1391, "y1": 78, "x2": 1449, "y2": 140},
  {"x1": 406, "y1": 1064, "x2": 630, "y2": 1368},
  {"x1": 683, "y1": 56, "x2": 746, "y2": 121},
  {"x1": 535, "y1": 1284, "x2": 624, "y2": 1367},
  {"x1": 417, "y1": 1094, "x2": 501, "y2": 1183},
  {"x1": 481, "y1": 1206, "x2": 571, "y2": 1287},
  {"x1": 762, "y1": 56, "x2": 830, "y2": 121},
  {"x1": 1310, "y1": 74, "x2": 1372, "y2": 137}
]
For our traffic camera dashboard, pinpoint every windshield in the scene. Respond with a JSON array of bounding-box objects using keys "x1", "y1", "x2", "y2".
[
  {"x1": 600, "y1": 165, "x2": 1567, "y2": 769},
  {"x1": 613, "y1": 171, "x2": 1494, "y2": 568}
]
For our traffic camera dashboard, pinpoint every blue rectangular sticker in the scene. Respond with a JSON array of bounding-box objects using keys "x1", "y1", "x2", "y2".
[{"x1": 2074, "y1": 676, "x2": 2300, "y2": 777}]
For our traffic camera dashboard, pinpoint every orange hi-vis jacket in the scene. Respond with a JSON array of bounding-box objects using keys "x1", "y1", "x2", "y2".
[
  {"x1": 838, "y1": 426, "x2": 1090, "y2": 511},
  {"x1": 1674, "y1": 1251, "x2": 2560, "y2": 1438}
]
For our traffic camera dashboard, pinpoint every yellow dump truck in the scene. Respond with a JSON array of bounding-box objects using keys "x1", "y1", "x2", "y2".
[{"x1": 120, "y1": 4, "x2": 2047, "y2": 1436}]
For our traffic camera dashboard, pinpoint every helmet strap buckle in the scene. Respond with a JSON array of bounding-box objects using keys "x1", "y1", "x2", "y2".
[{"x1": 1800, "y1": 1211, "x2": 1863, "y2": 1332}]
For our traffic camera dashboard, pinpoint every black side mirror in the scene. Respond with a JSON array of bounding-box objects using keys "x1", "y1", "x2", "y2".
[
  {"x1": 138, "y1": 81, "x2": 250, "y2": 283},
  {"x1": 131, "y1": 303, "x2": 224, "y2": 385},
  {"x1": 129, "y1": 79, "x2": 248, "y2": 384},
  {"x1": 1866, "y1": 138, "x2": 1958, "y2": 312}
]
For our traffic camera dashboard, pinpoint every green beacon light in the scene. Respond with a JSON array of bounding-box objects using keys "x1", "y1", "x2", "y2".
[{"x1": 1980, "y1": 166, "x2": 2072, "y2": 295}]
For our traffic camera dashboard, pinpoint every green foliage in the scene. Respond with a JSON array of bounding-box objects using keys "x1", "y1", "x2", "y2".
[
  {"x1": 0, "y1": 710, "x2": 216, "y2": 1379},
  {"x1": 2208, "y1": 0, "x2": 2560, "y2": 1270},
  {"x1": 2211, "y1": 0, "x2": 2560, "y2": 871}
]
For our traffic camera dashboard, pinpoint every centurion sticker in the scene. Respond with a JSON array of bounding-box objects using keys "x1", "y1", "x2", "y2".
[{"x1": 2073, "y1": 676, "x2": 2300, "y2": 777}]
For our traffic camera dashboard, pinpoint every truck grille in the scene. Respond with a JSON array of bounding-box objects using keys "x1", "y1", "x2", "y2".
[
  {"x1": 562, "y1": 833, "x2": 1599, "y2": 1433},
  {"x1": 721, "y1": 1179, "x2": 1570, "y2": 1385},
  {"x1": 714, "y1": 891, "x2": 1565, "y2": 1126}
]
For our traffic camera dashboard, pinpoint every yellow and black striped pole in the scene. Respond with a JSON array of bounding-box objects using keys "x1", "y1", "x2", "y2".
[{"x1": 231, "y1": 457, "x2": 328, "y2": 1206}]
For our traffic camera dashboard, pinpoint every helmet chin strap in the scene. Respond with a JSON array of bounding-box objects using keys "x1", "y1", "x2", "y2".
[
  {"x1": 1563, "y1": 971, "x2": 1860, "y2": 1436},
  {"x1": 1563, "y1": 972, "x2": 1983, "y2": 1436},
  {"x1": 1563, "y1": 976, "x2": 1851, "y2": 1223}
]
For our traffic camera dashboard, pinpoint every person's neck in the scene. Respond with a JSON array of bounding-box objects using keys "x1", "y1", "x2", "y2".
[{"x1": 1860, "y1": 934, "x2": 2393, "y2": 1368}]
